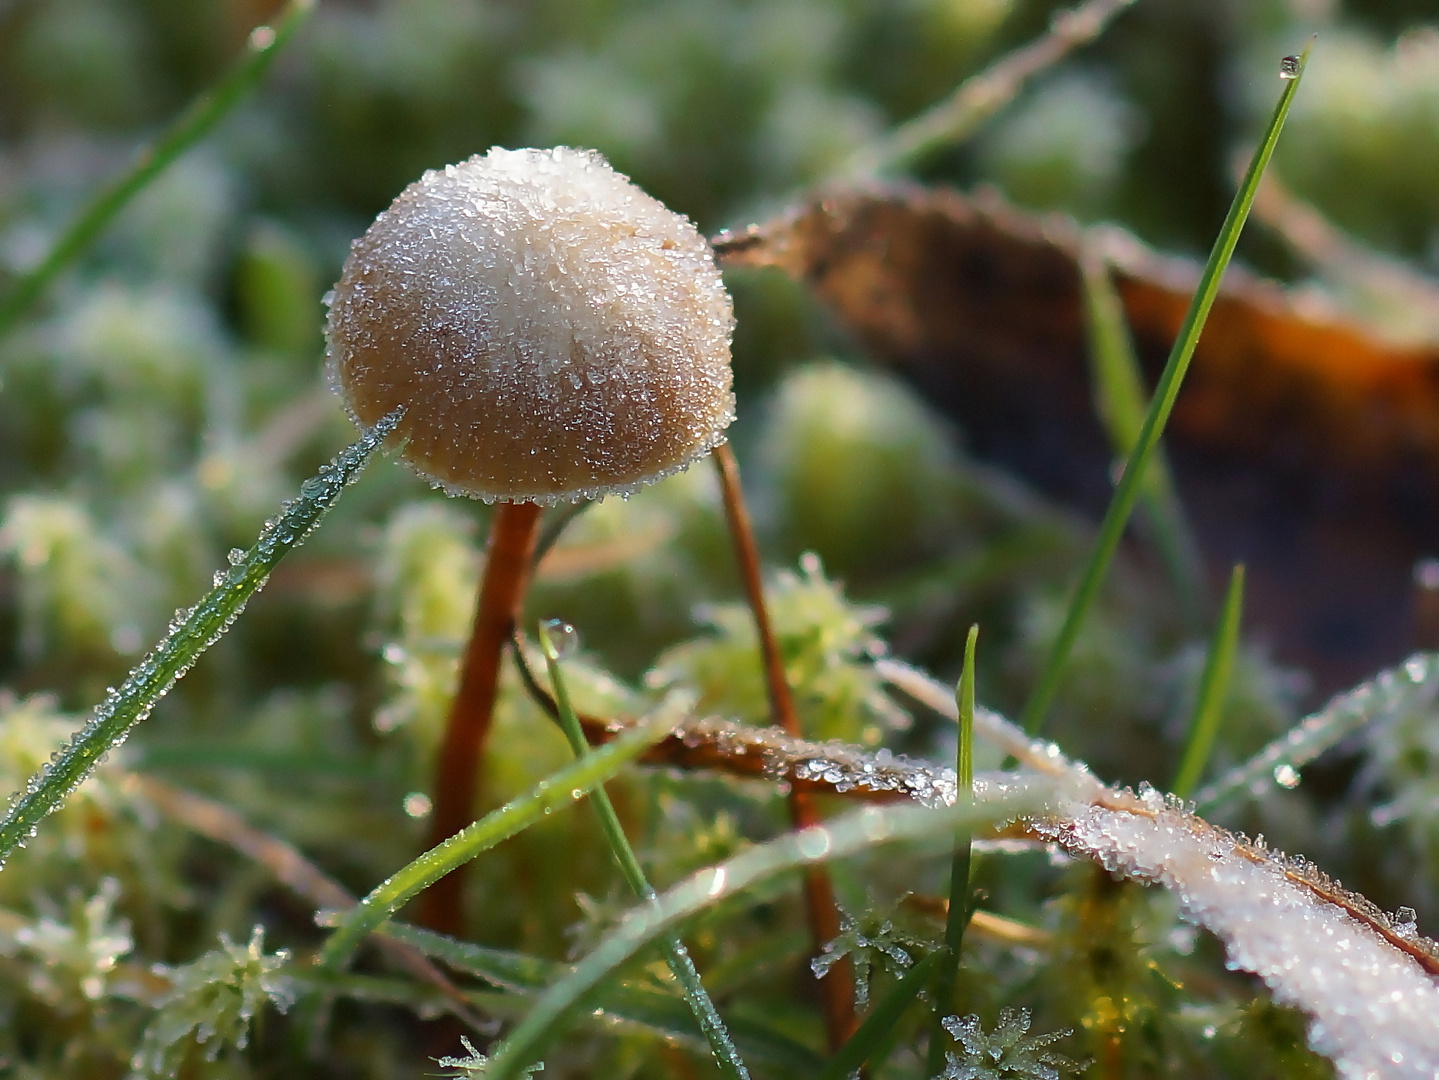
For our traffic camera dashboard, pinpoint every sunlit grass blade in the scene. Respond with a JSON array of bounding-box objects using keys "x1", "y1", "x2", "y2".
[
  {"x1": 1195, "y1": 652, "x2": 1439, "y2": 812},
  {"x1": 926, "y1": 625, "x2": 977, "y2": 1075},
  {"x1": 855, "y1": 0, "x2": 1136, "y2": 174},
  {"x1": 316, "y1": 717, "x2": 667, "y2": 971},
  {"x1": 480, "y1": 794, "x2": 1043, "y2": 1080},
  {"x1": 1019, "y1": 46, "x2": 1310, "y2": 735},
  {"x1": 536, "y1": 621, "x2": 751, "y2": 1080},
  {"x1": 1080, "y1": 247, "x2": 1204, "y2": 629},
  {"x1": 381, "y1": 923, "x2": 825, "y2": 1074},
  {"x1": 1172, "y1": 564, "x2": 1246, "y2": 799},
  {"x1": 818, "y1": 949, "x2": 945, "y2": 1080},
  {"x1": 0, "y1": 409, "x2": 400, "y2": 868},
  {"x1": 0, "y1": 0, "x2": 315, "y2": 339}
]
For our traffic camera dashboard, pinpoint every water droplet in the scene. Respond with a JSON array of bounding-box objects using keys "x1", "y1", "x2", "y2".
[
  {"x1": 1273, "y1": 764, "x2": 1301, "y2": 789},
  {"x1": 1279, "y1": 54, "x2": 1301, "y2": 79},
  {"x1": 539, "y1": 618, "x2": 580, "y2": 659},
  {"x1": 227, "y1": 548, "x2": 246, "y2": 566},
  {"x1": 403, "y1": 792, "x2": 432, "y2": 818}
]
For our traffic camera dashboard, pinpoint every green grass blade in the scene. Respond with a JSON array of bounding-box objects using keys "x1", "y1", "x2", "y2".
[
  {"x1": 0, "y1": 409, "x2": 400, "y2": 869},
  {"x1": 818, "y1": 949, "x2": 945, "y2": 1080},
  {"x1": 316, "y1": 718, "x2": 668, "y2": 971},
  {"x1": 1172, "y1": 564, "x2": 1246, "y2": 799},
  {"x1": 0, "y1": 0, "x2": 316, "y2": 339},
  {"x1": 1080, "y1": 248, "x2": 1204, "y2": 628},
  {"x1": 480, "y1": 794, "x2": 1043, "y2": 1080},
  {"x1": 537, "y1": 621, "x2": 751, "y2": 1080},
  {"x1": 381, "y1": 923, "x2": 825, "y2": 1074},
  {"x1": 1019, "y1": 46, "x2": 1309, "y2": 735},
  {"x1": 926, "y1": 625, "x2": 977, "y2": 1075}
]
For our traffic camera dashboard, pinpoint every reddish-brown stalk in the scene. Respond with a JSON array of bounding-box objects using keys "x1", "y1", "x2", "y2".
[
  {"x1": 420, "y1": 501, "x2": 544, "y2": 936},
  {"x1": 711, "y1": 443, "x2": 858, "y2": 1049}
]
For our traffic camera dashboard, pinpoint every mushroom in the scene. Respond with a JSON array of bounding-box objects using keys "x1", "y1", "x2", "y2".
[
  {"x1": 325, "y1": 148, "x2": 854, "y2": 1037},
  {"x1": 326, "y1": 146, "x2": 734, "y2": 924}
]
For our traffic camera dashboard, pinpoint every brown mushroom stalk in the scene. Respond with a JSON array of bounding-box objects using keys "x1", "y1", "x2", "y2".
[
  {"x1": 711, "y1": 441, "x2": 858, "y2": 1048},
  {"x1": 420, "y1": 500, "x2": 543, "y2": 935}
]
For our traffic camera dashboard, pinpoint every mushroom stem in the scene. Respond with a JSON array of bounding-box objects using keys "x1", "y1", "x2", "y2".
[
  {"x1": 421, "y1": 499, "x2": 544, "y2": 936},
  {"x1": 710, "y1": 443, "x2": 858, "y2": 1049}
]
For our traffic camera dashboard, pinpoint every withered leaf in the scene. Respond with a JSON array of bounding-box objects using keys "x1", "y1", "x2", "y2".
[{"x1": 716, "y1": 187, "x2": 1439, "y2": 690}]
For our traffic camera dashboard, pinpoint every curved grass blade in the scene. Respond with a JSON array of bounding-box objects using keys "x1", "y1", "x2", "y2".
[
  {"x1": 381, "y1": 923, "x2": 824, "y2": 1074},
  {"x1": 481, "y1": 793, "x2": 1044, "y2": 1080},
  {"x1": 0, "y1": 0, "x2": 316, "y2": 338},
  {"x1": 926, "y1": 626, "x2": 977, "y2": 1075},
  {"x1": 537, "y1": 622, "x2": 750, "y2": 1080},
  {"x1": 1020, "y1": 46, "x2": 1310, "y2": 735},
  {"x1": 1080, "y1": 247, "x2": 1204, "y2": 628},
  {"x1": 1195, "y1": 653, "x2": 1439, "y2": 812},
  {"x1": 819, "y1": 943, "x2": 945, "y2": 1080},
  {"x1": 1171, "y1": 564, "x2": 1245, "y2": 799},
  {"x1": 317, "y1": 718, "x2": 668, "y2": 971},
  {"x1": 857, "y1": 0, "x2": 1136, "y2": 174},
  {"x1": 0, "y1": 409, "x2": 400, "y2": 868}
]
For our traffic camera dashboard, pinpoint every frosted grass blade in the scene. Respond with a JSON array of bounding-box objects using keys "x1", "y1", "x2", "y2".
[
  {"x1": 480, "y1": 794, "x2": 1042, "y2": 1080},
  {"x1": 0, "y1": 0, "x2": 315, "y2": 338},
  {"x1": 1080, "y1": 248, "x2": 1204, "y2": 627},
  {"x1": 1020, "y1": 46, "x2": 1310, "y2": 735},
  {"x1": 537, "y1": 622, "x2": 751, "y2": 1080},
  {"x1": 317, "y1": 718, "x2": 667, "y2": 971},
  {"x1": 1172, "y1": 564, "x2": 1245, "y2": 799},
  {"x1": 0, "y1": 410, "x2": 400, "y2": 868},
  {"x1": 1195, "y1": 653, "x2": 1439, "y2": 812}
]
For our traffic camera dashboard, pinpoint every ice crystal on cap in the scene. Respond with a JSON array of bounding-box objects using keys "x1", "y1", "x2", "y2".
[{"x1": 325, "y1": 146, "x2": 736, "y2": 503}]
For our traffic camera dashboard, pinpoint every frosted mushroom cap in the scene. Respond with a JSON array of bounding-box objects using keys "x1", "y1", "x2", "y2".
[{"x1": 325, "y1": 146, "x2": 736, "y2": 503}]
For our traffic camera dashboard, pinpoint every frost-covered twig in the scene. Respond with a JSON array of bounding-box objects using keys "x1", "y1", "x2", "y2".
[{"x1": 1038, "y1": 795, "x2": 1439, "y2": 1078}]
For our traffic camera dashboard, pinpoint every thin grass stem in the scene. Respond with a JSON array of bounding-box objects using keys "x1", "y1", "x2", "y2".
[
  {"x1": 926, "y1": 625, "x2": 977, "y2": 1075},
  {"x1": 818, "y1": 949, "x2": 945, "y2": 1080},
  {"x1": 1079, "y1": 247, "x2": 1204, "y2": 628},
  {"x1": 1172, "y1": 565, "x2": 1246, "y2": 799},
  {"x1": 537, "y1": 621, "x2": 751, "y2": 1080},
  {"x1": 0, "y1": 0, "x2": 315, "y2": 339},
  {"x1": 0, "y1": 408, "x2": 400, "y2": 868},
  {"x1": 317, "y1": 717, "x2": 667, "y2": 971},
  {"x1": 1019, "y1": 47, "x2": 1309, "y2": 735}
]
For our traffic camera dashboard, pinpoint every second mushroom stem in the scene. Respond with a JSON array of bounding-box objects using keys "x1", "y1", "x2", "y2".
[
  {"x1": 711, "y1": 442, "x2": 858, "y2": 1050},
  {"x1": 421, "y1": 499, "x2": 543, "y2": 936}
]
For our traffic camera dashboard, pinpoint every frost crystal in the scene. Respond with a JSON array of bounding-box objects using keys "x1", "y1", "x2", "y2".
[
  {"x1": 935, "y1": 1008, "x2": 1079, "y2": 1080},
  {"x1": 811, "y1": 903, "x2": 926, "y2": 1007},
  {"x1": 437, "y1": 1036, "x2": 543, "y2": 1077},
  {"x1": 326, "y1": 146, "x2": 736, "y2": 504}
]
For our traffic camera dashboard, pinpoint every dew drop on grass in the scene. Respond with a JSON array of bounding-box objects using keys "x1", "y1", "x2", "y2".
[
  {"x1": 1279, "y1": 54, "x2": 1301, "y2": 79},
  {"x1": 540, "y1": 618, "x2": 580, "y2": 659},
  {"x1": 1274, "y1": 764, "x2": 1301, "y2": 789}
]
